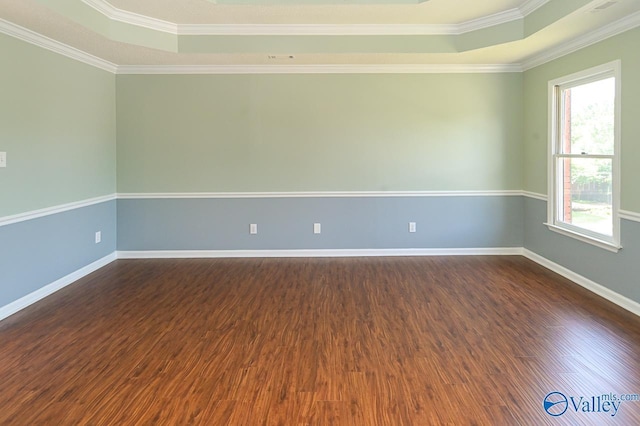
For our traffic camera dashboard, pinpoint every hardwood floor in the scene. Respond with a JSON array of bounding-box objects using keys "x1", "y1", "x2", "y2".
[{"x1": 0, "y1": 256, "x2": 639, "y2": 425}]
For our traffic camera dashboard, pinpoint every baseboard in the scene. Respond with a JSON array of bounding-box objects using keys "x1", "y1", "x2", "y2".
[
  {"x1": 3, "y1": 248, "x2": 637, "y2": 323},
  {"x1": 522, "y1": 249, "x2": 640, "y2": 317},
  {"x1": 0, "y1": 252, "x2": 117, "y2": 322},
  {"x1": 116, "y1": 247, "x2": 525, "y2": 259},
  {"x1": 117, "y1": 249, "x2": 639, "y2": 317}
]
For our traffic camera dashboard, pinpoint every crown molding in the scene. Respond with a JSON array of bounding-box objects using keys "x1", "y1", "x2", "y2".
[
  {"x1": 522, "y1": 10, "x2": 640, "y2": 71},
  {"x1": 457, "y1": 8, "x2": 523, "y2": 34},
  {"x1": 4, "y1": 2, "x2": 638, "y2": 76},
  {"x1": 0, "y1": 19, "x2": 118, "y2": 73},
  {"x1": 177, "y1": 23, "x2": 457, "y2": 36},
  {"x1": 456, "y1": 0, "x2": 549, "y2": 34},
  {"x1": 0, "y1": 17, "x2": 518, "y2": 75},
  {"x1": 82, "y1": 0, "x2": 548, "y2": 36},
  {"x1": 116, "y1": 63, "x2": 523, "y2": 75},
  {"x1": 83, "y1": 0, "x2": 177, "y2": 33},
  {"x1": 519, "y1": 0, "x2": 550, "y2": 16}
]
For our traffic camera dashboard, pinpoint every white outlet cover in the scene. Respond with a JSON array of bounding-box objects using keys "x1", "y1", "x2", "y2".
[
  {"x1": 95, "y1": 231, "x2": 102, "y2": 244},
  {"x1": 250, "y1": 223, "x2": 258, "y2": 234},
  {"x1": 0, "y1": 152, "x2": 6, "y2": 168},
  {"x1": 314, "y1": 223, "x2": 321, "y2": 234},
  {"x1": 409, "y1": 222, "x2": 417, "y2": 233}
]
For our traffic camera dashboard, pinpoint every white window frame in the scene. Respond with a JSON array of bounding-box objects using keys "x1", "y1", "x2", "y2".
[{"x1": 546, "y1": 60, "x2": 621, "y2": 253}]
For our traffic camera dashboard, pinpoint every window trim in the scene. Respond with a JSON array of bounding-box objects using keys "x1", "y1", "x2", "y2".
[{"x1": 546, "y1": 60, "x2": 622, "y2": 253}]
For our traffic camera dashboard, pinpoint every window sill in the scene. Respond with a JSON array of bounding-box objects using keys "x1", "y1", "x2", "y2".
[{"x1": 544, "y1": 223, "x2": 621, "y2": 253}]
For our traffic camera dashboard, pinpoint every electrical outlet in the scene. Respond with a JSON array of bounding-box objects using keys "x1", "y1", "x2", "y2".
[
  {"x1": 250, "y1": 223, "x2": 258, "y2": 234},
  {"x1": 0, "y1": 152, "x2": 6, "y2": 168},
  {"x1": 409, "y1": 222, "x2": 417, "y2": 233},
  {"x1": 95, "y1": 231, "x2": 102, "y2": 244},
  {"x1": 313, "y1": 223, "x2": 321, "y2": 234}
]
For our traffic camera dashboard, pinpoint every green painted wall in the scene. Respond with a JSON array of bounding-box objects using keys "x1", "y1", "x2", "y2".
[
  {"x1": 116, "y1": 73, "x2": 523, "y2": 193},
  {"x1": 0, "y1": 34, "x2": 116, "y2": 217},
  {"x1": 523, "y1": 27, "x2": 640, "y2": 213}
]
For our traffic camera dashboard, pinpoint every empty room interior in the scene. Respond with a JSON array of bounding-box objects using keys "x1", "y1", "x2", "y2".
[{"x1": 2, "y1": 0, "x2": 640, "y2": 424}]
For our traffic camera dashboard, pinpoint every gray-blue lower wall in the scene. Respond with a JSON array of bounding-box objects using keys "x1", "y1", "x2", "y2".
[
  {"x1": 524, "y1": 197, "x2": 640, "y2": 305},
  {"x1": 117, "y1": 196, "x2": 524, "y2": 251},
  {"x1": 3, "y1": 196, "x2": 638, "y2": 315},
  {"x1": 0, "y1": 201, "x2": 117, "y2": 308}
]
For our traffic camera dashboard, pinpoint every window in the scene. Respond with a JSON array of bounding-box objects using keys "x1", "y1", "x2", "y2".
[{"x1": 547, "y1": 61, "x2": 621, "y2": 252}]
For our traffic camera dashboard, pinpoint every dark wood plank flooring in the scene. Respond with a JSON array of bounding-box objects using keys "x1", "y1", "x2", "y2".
[{"x1": 0, "y1": 256, "x2": 639, "y2": 425}]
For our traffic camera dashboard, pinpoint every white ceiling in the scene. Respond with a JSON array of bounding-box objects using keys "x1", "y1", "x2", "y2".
[{"x1": 1, "y1": 0, "x2": 639, "y2": 72}]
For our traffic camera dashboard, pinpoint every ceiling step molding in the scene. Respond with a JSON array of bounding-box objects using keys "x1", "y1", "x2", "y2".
[
  {"x1": 115, "y1": 63, "x2": 523, "y2": 75},
  {"x1": 2, "y1": 7, "x2": 639, "y2": 75},
  {"x1": 0, "y1": 18, "x2": 117, "y2": 73},
  {"x1": 519, "y1": 0, "x2": 550, "y2": 16},
  {"x1": 176, "y1": 23, "x2": 457, "y2": 36},
  {"x1": 82, "y1": 0, "x2": 177, "y2": 33},
  {"x1": 456, "y1": 0, "x2": 549, "y2": 34},
  {"x1": 522, "y1": 9, "x2": 640, "y2": 70},
  {"x1": 456, "y1": 8, "x2": 523, "y2": 34},
  {"x1": 81, "y1": 0, "x2": 549, "y2": 36}
]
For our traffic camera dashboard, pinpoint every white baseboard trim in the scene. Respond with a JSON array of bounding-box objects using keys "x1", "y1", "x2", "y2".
[
  {"x1": 115, "y1": 249, "x2": 639, "y2": 318},
  {"x1": 522, "y1": 249, "x2": 640, "y2": 317},
  {"x1": 0, "y1": 252, "x2": 117, "y2": 322},
  {"x1": 3, "y1": 248, "x2": 638, "y2": 324},
  {"x1": 117, "y1": 247, "x2": 524, "y2": 259}
]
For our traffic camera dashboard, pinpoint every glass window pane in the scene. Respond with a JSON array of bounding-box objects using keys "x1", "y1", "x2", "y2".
[
  {"x1": 558, "y1": 157, "x2": 613, "y2": 236},
  {"x1": 560, "y1": 77, "x2": 615, "y2": 155}
]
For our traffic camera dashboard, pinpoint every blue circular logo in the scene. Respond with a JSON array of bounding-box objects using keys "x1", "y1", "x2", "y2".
[{"x1": 544, "y1": 392, "x2": 568, "y2": 417}]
